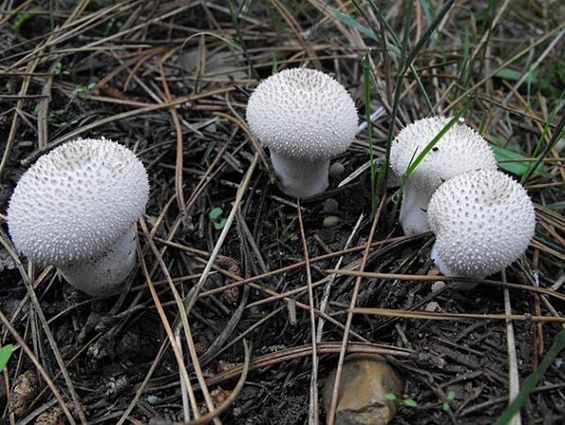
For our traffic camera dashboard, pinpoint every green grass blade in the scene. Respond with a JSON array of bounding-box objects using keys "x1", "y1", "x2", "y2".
[
  {"x1": 357, "y1": 0, "x2": 443, "y2": 121},
  {"x1": 329, "y1": 6, "x2": 379, "y2": 42},
  {"x1": 495, "y1": 68, "x2": 538, "y2": 84},
  {"x1": 373, "y1": 0, "x2": 413, "y2": 199},
  {"x1": 329, "y1": 6, "x2": 400, "y2": 55},
  {"x1": 490, "y1": 144, "x2": 551, "y2": 178},
  {"x1": 402, "y1": 0, "x2": 457, "y2": 75},
  {"x1": 493, "y1": 330, "x2": 565, "y2": 425},
  {"x1": 0, "y1": 344, "x2": 14, "y2": 372},
  {"x1": 226, "y1": 0, "x2": 258, "y2": 79},
  {"x1": 543, "y1": 201, "x2": 565, "y2": 212},
  {"x1": 400, "y1": 106, "x2": 469, "y2": 185},
  {"x1": 363, "y1": 56, "x2": 376, "y2": 213},
  {"x1": 521, "y1": 113, "x2": 565, "y2": 183},
  {"x1": 379, "y1": 0, "x2": 456, "y2": 197},
  {"x1": 419, "y1": 0, "x2": 434, "y2": 22}
]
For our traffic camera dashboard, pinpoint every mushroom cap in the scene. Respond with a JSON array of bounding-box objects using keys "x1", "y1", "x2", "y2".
[
  {"x1": 389, "y1": 116, "x2": 497, "y2": 190},
  {"x1": 8, "y1": 137, "x2": 149, "y2": 265},
  {"x1": 427, "y1": 169, "x2": 536, "y2": 277},
  {"x1": 246, "y1": 68, "x2": 358, "y2": 161}
]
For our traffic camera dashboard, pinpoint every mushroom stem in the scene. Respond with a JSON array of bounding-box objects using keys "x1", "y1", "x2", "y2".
[
  {"x1": 398, "y1": 181, "x2": 434, "y2": 235},
  {"x1": 58, "y1": 227, "x2": 136, "y2": 297},
  {"x1": 270, "y1": 151, "x2": 330, "y2": 199}
]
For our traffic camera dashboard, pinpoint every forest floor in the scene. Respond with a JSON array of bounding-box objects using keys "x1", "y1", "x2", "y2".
[{"x1": 0, "y1": 1, "x2": 564, "y2": 424}]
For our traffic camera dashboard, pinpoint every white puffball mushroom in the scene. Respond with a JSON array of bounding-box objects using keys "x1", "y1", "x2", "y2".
[
  {"x1": 7, "y1": 137, "x2": 149, "y2": 296},
  {"x1": 427, "y1": 169, "x2": 536, "y2": 278},
  {"x1": 390, "y1": 116, "x2": 497, "y2": 235},
  {"x1": 246, "y1": 68, "x2": 358, "y2": 198}
]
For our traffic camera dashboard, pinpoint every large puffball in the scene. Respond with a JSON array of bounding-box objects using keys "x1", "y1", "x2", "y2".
[
  {"x1": 427, "y1": 169, "x2": 535, "y2": 278},
  {"x1": 8, "y1": 137, "x2": 149, "y2": 297},
  {"x1": 8, "y1": 137, "x2": 149, "y2": 266},
  {"x1": 246, "y1": 68, "x2": 358, "y2": 198}
]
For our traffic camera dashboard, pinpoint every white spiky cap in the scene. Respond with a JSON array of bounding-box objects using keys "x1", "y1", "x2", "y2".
[
  {"x1": 246, "y1": 68, "x2": 358, "y2": 161},
  {"x1": 8, "y1": 137, "x2": 149, "y2": 265},
  {"x1": 427, "y1": 169, "x2": 536, "y2": 278},
  {"x1": 389, "y1": 116, "x2": 498, "y2": 235}
]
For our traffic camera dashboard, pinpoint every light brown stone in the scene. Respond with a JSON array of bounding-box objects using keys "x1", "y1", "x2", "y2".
[
  {"x1": 323, "y1": 216, "x2": 340, "y2": 227},
  {"x1": 323, "y1": 354, "x2": 404, "y2": 425}
]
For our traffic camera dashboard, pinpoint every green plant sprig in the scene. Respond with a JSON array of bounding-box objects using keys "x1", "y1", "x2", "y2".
[
  {"x1": 400, "y1": 97, "x2": 473, "y2": 187},
  {"x1": 0, "y1": 344, "x2": 14, "y2": 372}
]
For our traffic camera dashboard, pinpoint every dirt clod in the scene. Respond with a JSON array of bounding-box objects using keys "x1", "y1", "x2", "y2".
[
  {"x1": 9, "y1": 371, "x2": 37, "y2": 418},
  {"x1": 323, "y1": 355, "x2": 404, "y2": 425}
]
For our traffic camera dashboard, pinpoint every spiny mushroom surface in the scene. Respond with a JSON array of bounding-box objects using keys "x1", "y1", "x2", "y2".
[
  {"x1": 427, "y1": 169, "x2": 535, "y2": 278},
  {"x1": 246, "y1": 68, "x2": 358, "y2": 198},
  {"x1": 8, "y1": 137, "x2": 149, "y2": 296},
  {"x1": 390, "y1": 116, "x2": 497, "y2": 235}
]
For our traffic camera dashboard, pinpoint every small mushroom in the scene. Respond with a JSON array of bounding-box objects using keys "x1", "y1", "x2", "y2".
[
  {"x1": 427, "y1": 169, "x2": 535, "y2": 278},
  {"x1": 7, "y1": 137, "x2": 149, "y2": 296},
  {"x1": 390, "y1": 117, "x2": 497, "y2": 235},
  {"x1": 246, "y1": 68, "x2": 358, "y2": 198}
]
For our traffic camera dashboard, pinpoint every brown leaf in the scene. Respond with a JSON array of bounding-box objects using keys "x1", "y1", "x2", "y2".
[{"x1": 35, "y1": 403, "x2": 86, "y2": 425}]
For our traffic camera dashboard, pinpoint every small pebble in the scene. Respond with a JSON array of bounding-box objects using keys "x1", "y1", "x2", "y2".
[
  {"x1": 424, "y1": 301, "x2": 440, "y2": 312},
  {"x1": 329, "y1": 162, "x2": 345, "y2": 178},
  {"x1": 323, "y1": 198, "x2": 339, "y2": 214},
  {"x1": 323, "y1": 354, "x2": 404, "y2": 425},
  {"x1": 323, "y1": 216, "x2": 339, "y2": 227},
  {"x1": 431, "y1": 281, "x2": 446, "y2": 293}
]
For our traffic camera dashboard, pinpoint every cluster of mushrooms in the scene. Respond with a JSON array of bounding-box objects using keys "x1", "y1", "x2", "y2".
[
  {"x1": 6, "y1": 67, "x2": 535, "y2": 297},
  {"x1": 247, "y1": 68, "x2": 536, "y2": 280},
  {"x1": 389, "y1": 116, "x2": 535, "y2": 279}
]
